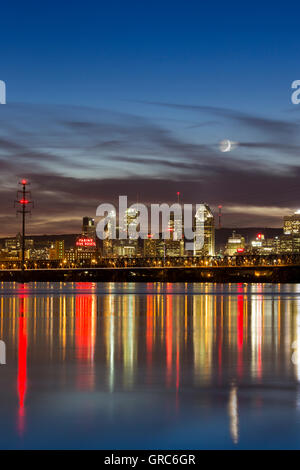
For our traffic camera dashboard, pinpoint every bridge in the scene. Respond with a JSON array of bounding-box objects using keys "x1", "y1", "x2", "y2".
[
  {"x1": 1, "y1": 256, "x2": 300, "y2": 283},
  {"x1": 1, "y1": 253, "x2": 300, "y2": 270}
]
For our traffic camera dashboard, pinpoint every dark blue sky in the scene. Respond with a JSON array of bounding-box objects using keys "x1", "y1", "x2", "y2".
[{"x1": 0, "y1": 1, "x2": 300, "y2": 234}]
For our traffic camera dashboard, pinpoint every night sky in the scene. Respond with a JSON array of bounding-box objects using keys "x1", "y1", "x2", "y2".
[{"x1": 0, "y1": 1, "x2": 300, "y2": 235}]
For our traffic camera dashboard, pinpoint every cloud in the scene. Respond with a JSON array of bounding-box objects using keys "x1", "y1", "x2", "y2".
[
  {"x1": 0, "y1": 101, "x2": 299, "y2": 235},
  {"x1": 140, "y1": 101, "x2": 298, "y2": 141}
]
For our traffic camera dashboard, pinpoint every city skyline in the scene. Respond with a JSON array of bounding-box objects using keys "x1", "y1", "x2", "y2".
[{"x1": 2, "y1": 205, "x2": 300, "y2": 263}]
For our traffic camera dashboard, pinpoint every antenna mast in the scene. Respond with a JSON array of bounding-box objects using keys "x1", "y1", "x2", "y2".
[
  {"x1": 14, "y1": 179, "x2": 33, "y2": 272},
  {"x1": 218, "y1": 205, "x2": 222, "y2": 229}
]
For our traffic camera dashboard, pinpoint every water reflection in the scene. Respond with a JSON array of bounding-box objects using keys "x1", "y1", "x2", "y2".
[
  {"x1": 0, "y1": 282, "x2": 300, "y2": 448},
  {"x1": 17, "y1": 285, "x2": 27, "y2": 436},
  {"x1": 228, "y1": 383, "x2": 239, "y2": 444}
]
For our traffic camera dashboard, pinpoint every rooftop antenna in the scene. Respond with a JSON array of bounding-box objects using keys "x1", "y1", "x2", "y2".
[{"x1": 218, "y1": 205, "x2": 222, "y2": 229}]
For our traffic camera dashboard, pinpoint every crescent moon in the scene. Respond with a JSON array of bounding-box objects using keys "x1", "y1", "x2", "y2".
[{"x1": 219, "y1": 139, "x2": 232, "y2": 152}]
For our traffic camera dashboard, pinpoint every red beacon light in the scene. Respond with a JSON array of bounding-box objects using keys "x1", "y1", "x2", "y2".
[
  {"x1": 20, "y1": 179, "x2": 27, "y2": 185},
  {"x1": 19, "y1": 199, "x2": 29, "y2": 205}
]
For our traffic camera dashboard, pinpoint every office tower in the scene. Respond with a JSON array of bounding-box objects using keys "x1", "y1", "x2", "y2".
[
  {"x1": 103, "y1": 239, "x2": 114, "y2": 257},
  {"x1": 55, "y1": 240, "x2": 65, "y2": 259},
  {"x1": 124, "y1": 207, "x2": 139, "y2": 239},
  {"x1": 168, "y1": 212, "x2": 182, "y2": 242},
  {"x1": 279, "y1": 234, "x2": 300, "y2": 253},
  {"x1": 144, "y1": 237, "x2": 158, "y2": 257},
  {"x1": 49, "y1": 240, "x2": 65, "y2": 260},
  {"x1": 194, "y1": 204, "x2": 215, "y2": 256},
  {"x1": 164, "y1": 239, "x2": 184, "y2": 257},
  {"x1": 283, "y1": 211, "x2": 300, "y2": 234},
  {"x1": 225, "y1": 231, "x2": 245, "y2": 256},
  {"x1": 106, "y1": 210, "x2": 116, "y2": 239},
  {"x1": 113, "y1": 239, "x2": 139, "y2": 258},
  {"x1": 82, "y1": 216, "x2": 96, "y2": 238},
  {"x1": 65, "y1": 248, "x2": 76, "y2": 263}
]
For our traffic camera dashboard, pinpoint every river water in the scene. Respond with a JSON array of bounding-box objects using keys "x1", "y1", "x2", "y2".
[{"x1": 0, "y1": 282, "x2": 300, "y2": 449}]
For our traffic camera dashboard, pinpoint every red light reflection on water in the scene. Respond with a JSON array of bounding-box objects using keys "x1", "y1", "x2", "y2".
[
  {"x1": 237, "y1": 295, "x2": 244, "y2": 378},
  {"x1": 166, "y1": 295, "x2": 173, "y2": 386},
  {"x1": 17, "y1": 284, "x2": 28, "y2": 436},
  {"x1": 75, "y1": 284, "x2": 96, "y2": 390}
]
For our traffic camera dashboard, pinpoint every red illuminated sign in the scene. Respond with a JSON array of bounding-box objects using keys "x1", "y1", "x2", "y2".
[
  {"x1": 237, "y1": 248, "x2": 244, "y2": 253},
  {"x1": 76, "y1": 238, "x2": 96, "y2": 247}
]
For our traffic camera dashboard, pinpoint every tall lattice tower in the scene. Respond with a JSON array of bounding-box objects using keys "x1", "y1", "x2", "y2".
[{"x1": 14, "y1": 180, "x2": 33, "y2": 271}]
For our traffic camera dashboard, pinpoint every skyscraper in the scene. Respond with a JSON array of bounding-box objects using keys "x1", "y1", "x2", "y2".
[
  {"x1": 283, "y1": 211, "x2": 300, "y2": 234},
  {"x1": 124, "y1": 207, "x2": 139, "y2": 238},
  {"x1": 49, "y1": 240, "x2": 65, "y2": 260},
  {"x1": 194, "y1": 204, "x2": 215, "y2": 256},
  {"x1": 82, "y1": 217, "x2": 96, "y2": 238},
  {"x1": 225, "y1": 231, "x2": 245, "y2": 256}
]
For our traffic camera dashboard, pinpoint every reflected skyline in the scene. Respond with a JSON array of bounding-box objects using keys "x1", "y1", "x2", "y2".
[{"x1": 1, "y1": 282, "x2": 300, "y2": 449}]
